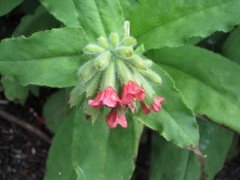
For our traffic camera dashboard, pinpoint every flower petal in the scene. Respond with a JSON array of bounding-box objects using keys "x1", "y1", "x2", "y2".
[
  {"x1": 151, "y1": 97, "x2": 165, "y2": 112},
  {"x1": 141, "y1": 102, "x2": 151, "y2": 115},
  {"x1": 118, "y1": 114, "x2": 128, "y2": 128},
  {"x1": 106, "y1": 110, "x2": 118, "y2": 128}
]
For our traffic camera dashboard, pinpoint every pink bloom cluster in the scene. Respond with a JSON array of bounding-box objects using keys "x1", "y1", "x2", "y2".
[{"x1": 88, "y1": 81, "x2": 164, "y2": 128}]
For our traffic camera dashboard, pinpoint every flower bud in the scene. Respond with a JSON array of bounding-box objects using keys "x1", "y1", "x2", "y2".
[
  {"x1": 115, "y1": 46, "x2": 134, "y2": 58},
  {"x1": 69, "y1": 84, "x2": 85, "y2": 107},
  {"x1": 135, "y1": 44, "x2": 145, "y2": 55},
  {"x1": 109, "y1": 32, "x2": 119, "y2": 47},
  {"x1": 116, "y1": 59, "x2": 134, "y2": 83},
  {"x1": 101, "y1": 62, "x2": 116, "y2": 89},
  {"x1": 86, "y1": 73, "x2": 102, "y2": 97},
  {"x1": 122, "y1": 36, "x2": 137, "y2": 46},
  {"x1": 94, "y1": 51, "x2": 111, "y2": 71},
  {"x1": 97, "y1": 36, "x2": 109, "y2": 48},
  {"x1": 84, "y1": 43, "x2": 104, "y2": 55},
  {"x1": 127, "y1": 55, "x2": 153, "y2": 69},
  {"x1": 144, "y1": 59, "x2": 153, "y2": 68},
  {"x1": 138, "y1": 69, "x2": 162, "y2": 84},
  {"x1": 77, "y1": 61, "x2": 96, "y2": 82}
]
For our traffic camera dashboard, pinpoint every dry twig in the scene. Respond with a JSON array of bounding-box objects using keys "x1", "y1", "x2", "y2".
[{"x1": 0, "y1": 110, "x2": 51, "y2": 144}]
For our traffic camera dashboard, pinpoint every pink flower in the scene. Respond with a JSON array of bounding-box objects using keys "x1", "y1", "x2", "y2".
[
  {"x1": 106, "y1": 109, "x2": 127, "y2": 128},
  {"x1": 121, "y1": 81, "x2": 145, "y2": 105},
  {"x1": 141, "y1": 103, "x2": 151, "y2": 115},
  {"x1": 121, "y1": 85, "x2": 134, "y2": 105},
  {"x1": 151, "y1": 97, "x2": 165, "y2": 112},
  {"x1": 88, "y1": 87, "x2": 120, "y2": 108},
  {"x1": 141, "y1": 97, "x2": 165, "y2": 114}
]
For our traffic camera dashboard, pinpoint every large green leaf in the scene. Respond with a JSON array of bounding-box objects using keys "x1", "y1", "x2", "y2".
[
  {"x1": 0, "y1": 0, "x2": 24, "y2": 16},
  {"x1": 40, "y1": 0, "x2": 124, "y2": 39},
  {"x1": 129, "y1": 0, "x2": 240, "y2": 50},
  {"x1": 136, "y1": 65, "x2": 199, "y2": 148},
  {"x1": 40, "y1": 0, "x2": 79, "y2": 27},
  {"x1": 118, "y1": 0, "x2": 137, "y2": 18},
  {"x1": 43, "y1": 90, "x2": 69, "y2": 133},
  {"x1": 45, "y1": 108, "x2": 143, "y2": 180},
  {"x1": 0, "y1": 27, "x2": 88, "y2": 87},
  {"x1": 13, "y1": 5, "x2": 60, "y2": 37},
  {"x1": 222, "y1": 27, "x2": 240, "y2": 64},
  {"x1": 150, "y1": 119, "x2": 234, "y2": 180},
  {"x1": 148, "y1": 46, "x2": 240, "y2": 132}
]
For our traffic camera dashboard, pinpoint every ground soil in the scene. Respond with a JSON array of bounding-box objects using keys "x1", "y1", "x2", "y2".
[{"x1": 0, "y1": 91, "x2": 52, "y2": 180}]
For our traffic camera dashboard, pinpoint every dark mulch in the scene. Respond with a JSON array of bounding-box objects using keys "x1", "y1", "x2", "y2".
[{"x1": 0, "y1": 92, "x2": 51, "y2": 180}]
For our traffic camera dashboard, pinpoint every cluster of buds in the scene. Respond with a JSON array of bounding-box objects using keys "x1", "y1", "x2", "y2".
[{"x1": 70, "y1": 28, "x2": 164, "y2": 128}]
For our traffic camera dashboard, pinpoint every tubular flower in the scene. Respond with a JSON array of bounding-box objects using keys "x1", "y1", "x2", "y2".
[
  {"x1": 141, "y1": 97, "x2": 165, "y2": 114},
  {"x1": 88, "y1": 87, "x2": 120, "y2": 108},
  {"x1": 106, "y1": 109, "x2": 127, "y2": 128},
  {"x1": 141, "y1": 102, "x2": 151, "y2": 115},
  {"x1": 70, "y1": 22, "x2": 165, "y2": 128},
  {"x1": 121, "y1": 81, "x2": 145, "y2": 105},
  {"x1": 151, "y1": 97, "x2": 165, "y2": 112}
]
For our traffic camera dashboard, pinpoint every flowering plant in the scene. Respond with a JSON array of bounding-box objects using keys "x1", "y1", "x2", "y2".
[{"x1": 1, "y1": 0, "x2": 240, "y2": 179}]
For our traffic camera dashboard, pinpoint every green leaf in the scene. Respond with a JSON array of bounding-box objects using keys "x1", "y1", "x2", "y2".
[
  {"x1": 73, "y1": 0, "x2": 124, "y2": 38},
  {"x1": 119, "y1": 0, "x2": 137, "y2": 18},
  {"x1": 43, "y1": 90, "x2": 69, "y2": 133},
  {"x1": 45, "y1": 108, "x2": 143, "y2": 180},
  {"x1": 150, "y1": 134, "x2": 199, "y2": 180},
  {"x1": 136, "y1": 65, "x2": 199, "y2": 148},
  {"x1": 0, "y1": 0, "x2": 24, "y2": 16},
  {"x1": 200, "y1": 120, "x2": 234, "y2": 180},
  {"x1": 129, "y1": 0, "x2": 240, "y2": 50},
  {"x1": 13, "y1": 5, "x2": 60, "y2": 37},
  {"x1": 45, "y1": 110, "x2": 77, "y2": 180},
  {"x1": 0, "y1": 27, "x2": 88, "y2": 87},
  {"x1": 150, "y1": 119, "x2": 234, "y2": 180},
  {"x1": 40, "y1": 0, "x2": 124, "y2": 39},
  {"x1": 1, "y1": 76, "x2": 28, "y2": 103},
  {"x1": 222, "y1": 27, "x2": 240, "y2": 64},
  {"x1": 40, "y1": 0, "x2": 80, "y2": 27},
  {"x1": 148, "y1": 46, "x2": 240, "y2": 132}
]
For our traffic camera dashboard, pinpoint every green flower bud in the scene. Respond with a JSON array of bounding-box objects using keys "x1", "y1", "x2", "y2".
[
  {"x1": 116, "y1": 59, "x2": 134, "y2": 83},
  {"x1": 127, "y1": 55, "x2": 153, "y2": 69},
  {"x1": 115, "y1": 46, "x2": 134, "y2": 58},
  {"x1": 77, "y1": 61, "x2": 96, "y2": 82},
  {"x1": 97, "y1": 36, "x2": 109, "y2": 48},
  {"x1": 122, "y1": 36, "x2": 137, "y2": 46},
  {"x1": 101, "y1": 61, "x2": 116, "y2": 89},
  {"x1": 144, "y1": 59, "x2": 153, "y2": 68},
  {"x1": 136, "y1": 72, "x2": 157, "y2": 102},
  {"x1": 84, "y1": 43, "x2": 104, "y2": 55},
  {"x1": 135, "y1": 44, "x2": 145, "y2": 55},
  {"x1": 109, "y1": 32, "x2": 119, "y2": 47},
  {"x1": 94, "y1": 51, "x2": 112, "y2": 71},
  {"x1": 69, "y1": 84, "x2": 85, "y2": 108},
  {"x1": 138, "y1": 69, "x2": 162, "y2": 84},
  {"x1": 86, "y1": 72, "x2": 102, "y2": 97}
]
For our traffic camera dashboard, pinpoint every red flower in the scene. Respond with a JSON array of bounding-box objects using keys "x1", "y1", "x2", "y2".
[
  {"x1": 88, "y1": 87, "x2": 120, "y2": 108},
  {"x1": 141, "y1": 97, "x2": 165, "y2": 114},
  {"x1": 141, "y1": 103, "x2": 151, "y2": 115},
  {"x1": 121, "y1": 81, "x2": 145, "y2": 105},
  {"x1": 151, "y1": 97, "x2": 165, "y2": 112},
  {"x1": 106, "y1": 109, "x2": 127, "y2": 128}
]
